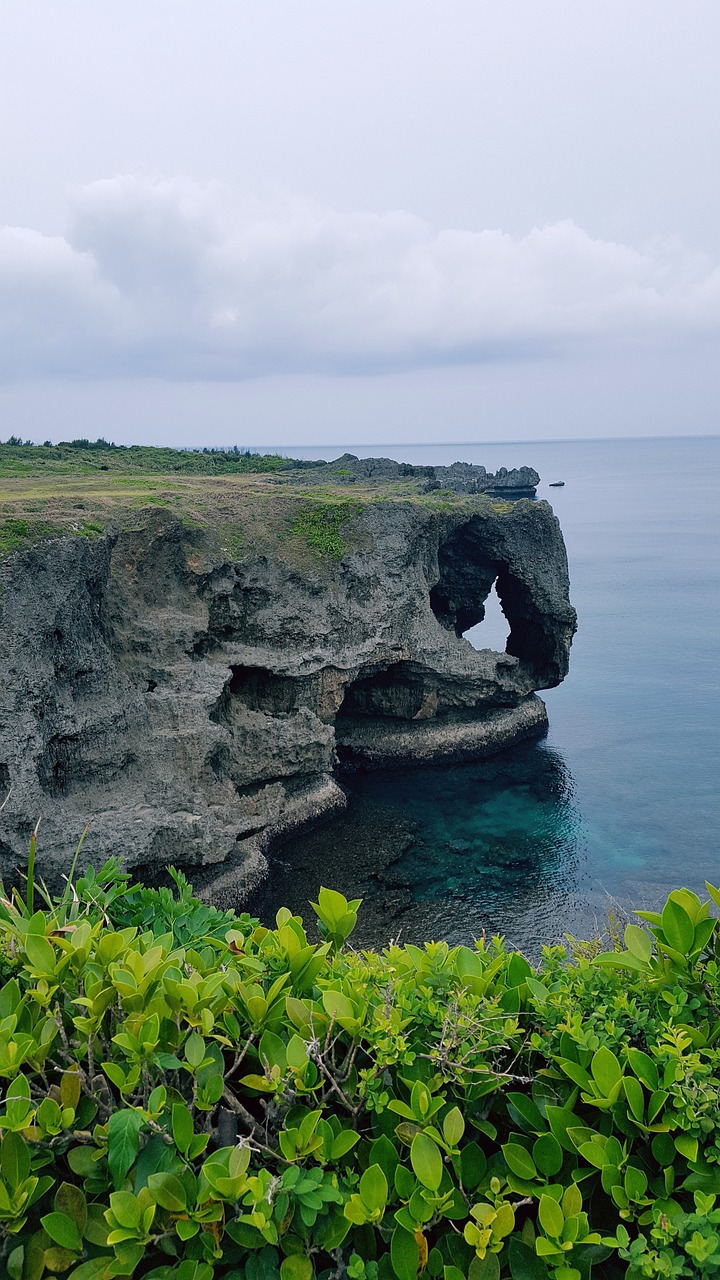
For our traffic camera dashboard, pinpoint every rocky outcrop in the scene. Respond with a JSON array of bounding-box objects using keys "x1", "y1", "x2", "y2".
[
  {"x1": 0, "y1": 492, "x2": 575, "y2": 904},
  {"x1": 316, "y1": 455, "x2": 540, "y2": 496}
]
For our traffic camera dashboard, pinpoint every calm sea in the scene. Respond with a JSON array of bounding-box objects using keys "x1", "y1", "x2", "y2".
[{"x1": 252, "y1": 436, "x2": 720, "y2": 953}]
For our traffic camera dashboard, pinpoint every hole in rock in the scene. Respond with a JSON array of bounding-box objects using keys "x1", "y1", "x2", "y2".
[
  {"x1": 211, "y1": 666, "x2": 303, "y2": 723},
  {"x1": 463, "y1": 580, "x2": 511, "y2": 653},
  {"x1": 337, "y1": 663, "x2": 428, "y2": 721}
]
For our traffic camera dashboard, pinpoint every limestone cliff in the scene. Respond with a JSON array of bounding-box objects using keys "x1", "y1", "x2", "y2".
[{"x1": 0, "y1": 488, "x2": 576, "y2": 903}]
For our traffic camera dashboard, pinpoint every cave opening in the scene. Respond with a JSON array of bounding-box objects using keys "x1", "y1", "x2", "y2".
[
  {"x1": 337, "y1": 662, "x2": 430, "y2": 722},
  {"x1": 462, "y1": 579, "x2": 511, "y2": 653},
  {"x1": 430, "y1": 519, "x2": 559, "y2": 684}
]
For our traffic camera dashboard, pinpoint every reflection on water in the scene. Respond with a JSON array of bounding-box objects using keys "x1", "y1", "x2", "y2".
[{"x1": 252, "y1": 738, "x2": 595, "y2": 955}]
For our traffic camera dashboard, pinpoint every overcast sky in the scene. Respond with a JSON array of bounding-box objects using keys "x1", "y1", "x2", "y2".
[{"x1": 1, "y1": 1, "x2": 719, "y2": 447}]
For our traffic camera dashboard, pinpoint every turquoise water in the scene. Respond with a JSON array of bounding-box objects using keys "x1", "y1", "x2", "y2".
[{"x1": 254, "y1": 436, "x2": 720, "y2": 950}]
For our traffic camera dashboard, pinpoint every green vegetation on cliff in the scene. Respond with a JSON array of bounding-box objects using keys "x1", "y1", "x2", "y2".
[
  {"x1": 1, "y1": 848, "x2": 719, "y2": 1280},
  {"x1": 292, "y1": 501, "x2": 366, "y2": 559},
  {"x1": 0, "y1": 439, "x2": 517, "y2": 567},
  {"x1": 0, "y1": 439, "x2": 305, "y2": 480}
]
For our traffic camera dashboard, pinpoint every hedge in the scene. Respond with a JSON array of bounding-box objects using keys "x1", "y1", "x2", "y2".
[{"x1": 1, "y1": 844, "x2": 720, "y2": 1280}]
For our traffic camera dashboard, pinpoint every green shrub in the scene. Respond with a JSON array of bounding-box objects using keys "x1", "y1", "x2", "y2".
[
  {"x1": 292, "y1": 502, "x2": 364, "y2": 559},
  {"x1": 0, "y1": 862, "x2": 720, "y2": 1280}
]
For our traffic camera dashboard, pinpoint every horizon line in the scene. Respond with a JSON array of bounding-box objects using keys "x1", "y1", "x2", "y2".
[{"x1": 255, "y1": 431, "x2": 720, "y2": 450}]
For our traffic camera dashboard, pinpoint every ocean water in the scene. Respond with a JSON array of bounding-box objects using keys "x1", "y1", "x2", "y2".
[{"x1": 252, "y1": 436, "x2": 720, "y2": 952}]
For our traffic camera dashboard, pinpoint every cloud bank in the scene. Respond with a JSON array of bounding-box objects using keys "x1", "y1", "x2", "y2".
[{"x1": 2, "y1": 175, "x2": 719, "y2": 381}]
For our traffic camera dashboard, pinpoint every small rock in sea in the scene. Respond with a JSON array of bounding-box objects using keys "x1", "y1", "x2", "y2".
[{"x1": 548, "y1": 481, "x2": 565, "y2": 487}]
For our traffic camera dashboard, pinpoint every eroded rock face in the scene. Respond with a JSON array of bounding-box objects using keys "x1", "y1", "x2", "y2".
[{"x1": 0, "y1": 496, "x2": 575, "y2": 902}]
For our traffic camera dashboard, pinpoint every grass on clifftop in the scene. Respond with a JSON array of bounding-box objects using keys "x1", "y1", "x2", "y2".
[
  {"x1": 0, "y1": 438, "x2": 305, "y2": 479},
  {"x1": 292, "y1": 500, "x2": 366, "y2": 559},
  {"x1": 0, "y1": 440, "x2": 520, "y2": 565}
]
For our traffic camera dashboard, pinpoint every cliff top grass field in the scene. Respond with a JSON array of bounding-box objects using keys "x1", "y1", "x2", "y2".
[{"x1": 0, "y1": 439, "x2": 514, "y2": 562}]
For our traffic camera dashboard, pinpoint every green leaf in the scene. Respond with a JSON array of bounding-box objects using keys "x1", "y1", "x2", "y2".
[
  {"x1": 506, "y1": 1092, "x2": 545, "y2": 1134},
  {"x1": 661, "y1": 896, "x2": 695, "y2": 955},
  {"x1": 280, "y1": 1256, "x2": 313, "y2": 1280},
  {"x1": 562, "y1": 1183, "x2": 582, "y2": 1217},
  {"x1": 675, "y1": 1134, "x2": 698, "y2": 1162},
  {"x1": 148, "y1": 1173, "x2": 187, "y2": 1213},
  {"x1": 107, "y1": 1108, "x2": 144, "y2": 1189},
  {"x1": 624, "y1": 1075, "x2": 645, "y2": 1122},
  {"x1": 60, "y1": 1069, "x2": 82, "y2": 1111},
  {"x1": 331, "y1": 1130, "x2": 360, "y2": 1159},
  {"x1": 626, "y1": 1048, "x2": 658, "y2": 1092},
  {"x1": 507, "y1": 952, "x2": 532, "y2": 986},
  {"x1": 593, "y1": 952, "x2": 646, "y2": 972},
  {"x1": 359, "y1": 1164, "x2": 388, "y2": 1213},
  {"x1": 411, "y1": 1132, "x2": 443, "y2": 1191},
  {"x1": 321, "y1": 989, "x2": 354, "y2": 1022},
  {"x1": 67, "y1": 1260, "x2": 114, "y2": 1280},
  {"x1": 508, "y1": 1238, "x2": 547, "y2": 1280},
  {"x1": 502, "y1": 1143, "x2": 537, "y2": 1180},
  {"x1": 41, "y1": 1211, "x2": 83, "y2": 1253},
  {"x1": 55, "y1": 1183, "x2": 87, "y2": 1235},
  {"x1": 172, "y1": 1103, "x2": 194, "y2": 1156},
  {"x1": 185, "y1": 1032, "x2": 206, "y2": 1069},
  {"x1": 469, "y1": 1254, "x2": 500, "y2": 1280},
  {"x1": 538, "y1": 1194, "x2": 564, "y2": 1239},
  {"x1": 590, "y1": 1046, "x2": 622, "y2": 1096},
  {"x1": 370, "y1": 1134, "x2": 400, "y2": 1182},
  {"x1": 24, "y1": 933, "x2": 56, "y2": 973},
  {"x1": 648, "y1": 1089, "x2": 669, "y2": 1123},
  {"x1": 391, "y1": 1226, "x2": 420, "y2": 1280},
  {"x1": 557, "y1": 1059, "x2": 591, "y2": 1090},
  {"x1": 693, "y1": 917, "x2": 716, "y2": 955},
  {"x1": 7, "y1": 1246, "x2": 23, "y2": 1280},
  {"x1": 624, "y1": 1165, "x2": 648, "y2": 1201},
  {"x1": 532, "y1": 1133, "x2": 563, "y2": 1177},
  {"x1": 0, "y1": 1132, "x2": 30, "y2": 1189},
  {"x1": 442, "y1": 1106, "x2": 465, "y2": 1148},
  {"x1": 624, "y1": 924, "x2": 652, "y2": 963}
]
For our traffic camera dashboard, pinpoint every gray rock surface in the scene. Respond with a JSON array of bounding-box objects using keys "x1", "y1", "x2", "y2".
[
  {"x1": 319, "y1": 455, "x2": 540, "y2": 496},
  {"x1": 0, "y1": 494, "x2": 575, "y2": 904}
]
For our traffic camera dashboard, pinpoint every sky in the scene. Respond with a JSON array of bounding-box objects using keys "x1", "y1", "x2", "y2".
[{"x1": 1, "y1": 1, "x2": 719, "y2": 448}]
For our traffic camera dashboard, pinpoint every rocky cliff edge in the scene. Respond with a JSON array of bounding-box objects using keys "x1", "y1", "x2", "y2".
[{"x1": 0, "y1": 484, "x2": 576, "y2": 904}]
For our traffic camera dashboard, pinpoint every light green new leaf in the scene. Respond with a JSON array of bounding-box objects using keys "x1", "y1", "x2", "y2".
[
  {"x1": 411, "y1": 1132, "x2": 443, "y2": 1192},
  {"x1": 591, "y1": 1046, "x2": 622, "y2": 1097},
  {"x1": 624, "y1": 924, "x2": 652, "y2": 963},
  {"x1": 41, "y1": 1211, "x2": 83, "y2": 1253},
  {"x1": 280, "y1": 1255, "x2": 313, "y2": 1280},
  {"x1": 359, "y1": 1164, "x2": 388, "y2": 1214},
  {"x1": 538, "y1": 1194, "x2": 564, "y2": 1239},
  {"x1": 442, "y1": 1106, "x2": 465, "y2": 1148}
]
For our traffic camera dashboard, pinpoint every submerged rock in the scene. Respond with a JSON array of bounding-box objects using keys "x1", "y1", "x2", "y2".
[{"x1": 0, "y1": 489, "x2": 575, "y2": 903}]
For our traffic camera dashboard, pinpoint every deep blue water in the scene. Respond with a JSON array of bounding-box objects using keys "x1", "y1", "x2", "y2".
[{"x1": 253, "y1": 437, "x2": 720, "y2": 951}]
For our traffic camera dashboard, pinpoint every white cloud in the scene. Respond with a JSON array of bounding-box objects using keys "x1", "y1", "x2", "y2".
[{"x1": 1, "y1": 175, "x2": 719, "y2": 381}]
